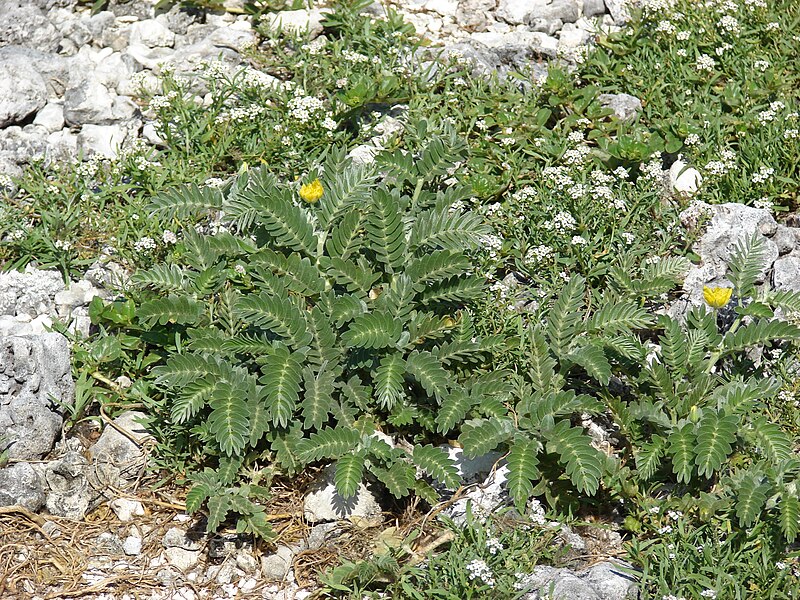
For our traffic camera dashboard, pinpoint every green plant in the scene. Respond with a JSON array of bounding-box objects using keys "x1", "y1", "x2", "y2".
[
  {"x1": 322, "y1": 508, "x2": 564, "y2": 599},
  {"x1": 130, "y1": 135, "x2": 509, "y2": 535}
]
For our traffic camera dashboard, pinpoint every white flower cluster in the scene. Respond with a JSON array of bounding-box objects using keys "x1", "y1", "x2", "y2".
[
  {"x1": 695, "y1": 54, "x2": 716, "y2": 72},
  {"x1": 757, "y1": 100, "x2": 786, "y2": 125},
  {"x1": 134, "y1": 237, "x2": 156, "y2": 252},
  {"x1": 54, "y1": 239, "x2": 71, "y2": 251},
  {"x1": 744, "y1": 0, "x2": 766, "y2": 9},
  {"x1": 640, "y1": 155, "x2": 664, "y2": 180},
  {"x1": 562, "y1": 144, "x2": 592, "y2": 166},
  {"x1": 571, "y1": 235, "x2": 588, "y2": 246},
  {"x1": 621, "y1": 232, "x2": 636, "y2": 244},
  {"x1": 640, "y1": 0, "x2": 675, "y2": 17},
  {"x1": 342, "y1": 49, "x2": 370, "y2": 63},
  {"x1": 528, "y1": 498, "x2": 547, "y2": 525},
  {"x1": 162, "y1": 230, "x2": 177, "y2": 244},
  {"x1": 656, "y1": 19, "x2": 677, "y2": 34},
  {"x1": 199, "y1": 59, "x2": 227, "y2": 80},
  {"x1": 525, "y1": 244, "x2": 553, "y2": 264},
  {"x1": 704, "y1": 148, "x2": 736, "y2": 176},
  {"x1": 150, "y1": 90, "x2": 179, "y2": 111},
  {"x1": 301, "y1": 38, "x2": 327, "y2": 55},
  {"x1": 215, "y1": 104, "x2": 267, "y2": 125},
  {"x1": 483, "y1": 234, "x2": 504, "y2": 260},
  {"x1": 240, "y1": 67, "x2": 277, "y2": 90},
  {"x1": 486, "y1": 537, "x2": 504, "y2": 555},
  {"x1": 754, "y1": 59, "x2": 771, "y2": 72},
  {"x1": 288, "y1": 93, "x2": 325, "y2": 124},
  {"x1": 543, "y1": 165, "x2": 574, "y2": 189},
  {"x1": 754, "y1": 197, "x2": 774, "y2": 211},
  {"x1": 751, "y1": 165, "x2": 775, "y2": 184},
  {"x1": 550, "y1": 211, "x2": 577, "y2": 234},
  {"x1": 466, "y1": 559, "x2": 495, "y2": 587},
  {"x1": 717, "y1": 15, "x2": 740, "y2": 34},
  {"x1": 512, "y1": 186, "x2": 537, "y2": 203}
]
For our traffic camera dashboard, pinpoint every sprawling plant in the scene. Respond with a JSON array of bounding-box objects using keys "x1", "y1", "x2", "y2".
[
  {"x1": 494, "y1": 234, "x2": 800, "y2": 539},
  {"x1": 132, "y1": 134, "x2": 510, "y2": 535}
]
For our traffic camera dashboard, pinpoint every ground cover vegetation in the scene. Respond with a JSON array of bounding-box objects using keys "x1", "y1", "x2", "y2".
[{"x1": 2, "y1": 0, "x2": 800, "y2": 597}]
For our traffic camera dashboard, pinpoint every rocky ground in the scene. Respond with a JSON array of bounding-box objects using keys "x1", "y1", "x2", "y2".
[{"x1": 3, "y1": 0, "x2": 796, "y2": 598}]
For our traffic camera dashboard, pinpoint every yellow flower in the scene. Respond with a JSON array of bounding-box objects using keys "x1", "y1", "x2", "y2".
[
  {"x1": 703, "y1": 286, "x2": 732, "y2": 309},
  {"x1": 299, "y1": 179, "x2": 323, "y2": 203}
]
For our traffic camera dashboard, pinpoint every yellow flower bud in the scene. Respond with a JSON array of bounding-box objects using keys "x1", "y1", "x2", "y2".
[
  {"x1": 703, "y1": 286, "x2": 732, "y2": 309},
  {"x1": 299, "y1": 179, "x2": 323, "y2": 204}
]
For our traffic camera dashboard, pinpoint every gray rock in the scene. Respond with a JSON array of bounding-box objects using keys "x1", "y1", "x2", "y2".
[
  {"x1": 520, "y1": 566, "x2": 602, "y2": 600},
  {"x1": 235, "y1": 548, "x2": 260, "y2": 574},
  {"x1": 63, "y1": 80, "x2": 116, "y2": 125},
  {"x1": 0, "y1": 125, "x2": 50, "y2": 169},
  {"x1": 773, "y1": 225, "x2": 796, "y2": 255},
  {"x1": 33, "y1": 102, "x2": 65, "y2": 132},
  {"x1": 163, "y1": 547, "x2": 201, "y2": 571},
  {"x1": 86, "y1": 11, "x2": 116, "y2": 44},
  {"x1": 261, "y1": 545, "x2": 295, "y2": 580},
  {"x1": 108, "y1": 0, "x2": 153, "y2": 19},
  {"x1": 109, "y1": 497, "x2": 145, "y2": 521},
  {"x1": 773, "y1": 256, "x2": 800, "y2": 291},
  {"x1": 53, "y1": 10, "x2": 92, "y2": 47},
  {"x1": 260, "y1": 9, "x2": 326, "y2": 38},
  {"x1": 0, "y1": 47, "x2": 70, "y2": 97},
  {"x1": 443, "y1": 464, "x2": 512, "y2": 524},
  {"x1": 303, "y1": 465, "x2": 382, "y2": 524},
  {"x1": 681, "y1": 202, "x2": 779, "y2": 305},
  {"x1": 206, "y1": 26, "x2": 257, "y2": 52},
  {"x1": 123, "y1": 535, "x2": 143, "y2": 555},
  {"x1": 584, "y1": 0, "x2": 606, "y2": 16},
  {"x1": 77, "y1": 123, "x2": 128, "y2": 158},
  {"x1": 519, "y1": 561, "x2": 637, "y2": 600},
  {"x1": 599, "y1": 93, "x2": 642, "y2": 122},
  {"x1": 306, "y1": 522, "x2": 344, "y2": 549},
  {"x1": 455, "y1": 0, "x2": 497, "y2": 30},
  {"x1": 471, "y1": 30, "x2": 559, "y2": 59},
  {"x1": 0, "y1": 463, "x2": 46, "y2": 511},
  {"x1": 44, "y1": 451, "x2": 91, "y2": 519},
  {"x1": 604, "y1": 0, "x2": 631, "y2": 24},
  {"x1": 559, "y1": 22, "x2": 592, "y2": 47},
  {"x1": 129, "y1": 18, "x2": 176, "y2": 48},
  {"x1": 0, "y1": 1, "x2": 61, "y2": 52},
  {"x1": 526, "y1": 0, "x2": 581, "y2": 25},
  {"x1": 0, "y1": 267, "x2": 64, "y2": 318},
  {"x1": 0, "y1": 333, "x2": 73, "y2": 461},
  {"x1": 0, "y1": 61, "x2": 48, "y2": 127},
  {"x1": 95, "y1": 531, "x2": 125, "y2": 555},
  {"x1": 54, "y1": 280, "x2": 103, "y2": 309},
  {"x1": 163, "y1": 526, "x2": 202, "y2": 551},
  {"x1": 496, "y1": 0, "x2": 549, "y2": 24},
  {"x1": 88, "y1": 410, "x2": 153, "y2": 481}
]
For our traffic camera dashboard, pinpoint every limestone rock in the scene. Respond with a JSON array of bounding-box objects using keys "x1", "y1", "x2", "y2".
[
  {"x1": 0, "y1": 333, "x2": 73, "y2": 460},
  {"x1": 260, "y1": 9, "x2": 327, "y2": 38},
  {"x1": 77, "y1": 123, "x2": 128, "y2": 158},
  {"x1": 598, "y1": 92, "x2": 642, "y2": 122},
  {"x1": 0, "y1": 61, "x2": 48, "y2": 128},
  {"x1": 33, "y1": 102, "x2": 65, "y2": 132},
  {"x1": 0, "y1": 1, "x2": 61, "y2": 52},
  {"x1": 44, "y1": 451, "x2": 91, "y2": 519},
  {"x1": 88, "y1": 410, "x2": 153, "y2": 481},
  {"x1": 129, "y1": 19, "x2": 176, "y2": 48},
  {"x1": 303, "y1": 465, "x2": 382, "y2": 524},
  {"x1": 0, "y1": 463, "x2": 46, "y2": 511}
]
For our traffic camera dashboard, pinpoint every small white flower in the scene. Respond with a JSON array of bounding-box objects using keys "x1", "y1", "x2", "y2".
[
  {"x1": 162, "y1": 230, "x2": 177, "y2": 244},
  {"x1": 696, "y1": 54, "x2": 716, "y2": 72},
  {"x1": 234, "y1": 264, "x2": 246, "y2": 275},
  {"x1": 700, "y1": 590, "x2": 717, "y2": 599},
  {"x1": 571, "y1": 236, "x2": 588, "y2": 246}
]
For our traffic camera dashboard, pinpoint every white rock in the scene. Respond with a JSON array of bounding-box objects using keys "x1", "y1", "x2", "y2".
[
  {"x1": 424, "y1": 0, "x2": 458, "y2": 17},
  {"x1": 0, "y1": 62, "x2": 47, "y2": 127},
  {"x1": 94, "y1": 52, "x2": 135, "y2": 90},
  {"x1": 206, "y1": 26, "x2": 257, "y2": 52},
  {"x1": 125, "y1": 43, "x2": 175, "y2": 70},
  {"x1": 117, "y1": 70, "x2": 160, "y2": 96},
  {"x1": 142, "y1": 122, "x2": 166, "y2": 146},
  {"x1": 123, "y1": 535, "x2": 142, "y2": 555},
  {"x1": 559, "y1": 23, "x2": 591, "y2": 47},
  {"x1": 163, "y1": 547, "x2": 200, "y2": 571},
  {"x1": 77, "y1": 124, "x2": 127, "y2": 158},
  {"x1": 109, "y1": 498, "x2": 145, "y2": 522},
  {"x1": 260, "y1": 9, "x2": 327, "y2": 38},
  {"x1": 129, "y1": 19, "x2": 176, "y2": 48},
  {"x1": 496, "y1": 0, "x2": 549, "y2": 24},
  {"x1": 303, "y1": 465, "x2": 382, "y2": 524},
  {"x1": 33, "y1": 102, "x2": 65, "y2": 132},
  {"x1": 669, "y1": 159, "x2": 702, "y2": 197}
]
